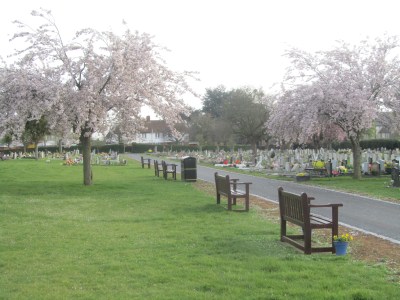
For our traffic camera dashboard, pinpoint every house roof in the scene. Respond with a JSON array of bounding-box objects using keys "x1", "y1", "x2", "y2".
[{"x1": 142, "y1": 118, "x2": 170, "y2": 134}]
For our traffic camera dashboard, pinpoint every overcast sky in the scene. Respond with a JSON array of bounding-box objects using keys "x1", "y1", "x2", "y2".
[{"x1": 1, "y1": 0, "x2": 400, "y2": 109}]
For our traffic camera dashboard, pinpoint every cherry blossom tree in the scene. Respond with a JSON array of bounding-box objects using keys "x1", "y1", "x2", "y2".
[
  {"x1": 5, "y1": 9, "x2": 196, "y2": 185},
  {"x1": 0, "y1": 65, "x2": 59, "y2": 144},
  {"x1": 269, "y1": 36, "x2": 400, "y2": 179}
]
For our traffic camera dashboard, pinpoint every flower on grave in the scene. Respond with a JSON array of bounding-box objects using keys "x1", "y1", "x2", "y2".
[
  {"x1": 333, "y1": 233, "x2": 353, "y2": 243},
  {"x1": 312, "y1": 160, "x2": 325, "y2": 169},
  {"x1": 296, "y1": 172, "x2": 309, "y2": 177},
  {"x1": 384, "y1": 161, "x2": 394, "y2": 168},
  {"x1": 63, "y1": 158, "x2": 74, "y2": 166},
  {"x1": 332, "y1": 170, "x2": 339, "y2": 176}
]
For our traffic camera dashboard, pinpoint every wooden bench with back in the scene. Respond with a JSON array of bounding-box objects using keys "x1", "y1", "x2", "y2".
[
  {"x1": 214, "y1": 172, "x2": 252, "y2": 212},
  {"x1": 153, "y1": 159, "x2": 162, "y2": 177},
  {"x1": 161, "y1": 160, "x2": 177, "y2": 180},
  {"x1": 141, "y1": 156, "x2": 152, "y2": 169},
  {"x1": 277, "y1": 187, "x2": 343, "y2": 254}
]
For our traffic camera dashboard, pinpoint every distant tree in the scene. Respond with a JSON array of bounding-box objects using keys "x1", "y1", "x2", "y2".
[
  {"x1": 202, "y1": 85, "x2": 228, "y2": 118},
  {"x1": 211, "y1": 118, "x2": 234, "y2": 150},
  {"x1": 269, "y1": 36, "x2": 400, "y2": 179},
  {"x1": 20, "y1": 131, "x2": 30, "y2": 153},
  {"x1": 6, "y1": 8, "x2": 196, "y2": 185},
  {"x1": 2, "y1": 131, "x2": 13, "y2": 148},
  {"x1": 223, "y1": 88, "x2": 271, "y2": 161},
  {"x1": 188, "y1": 111, "x2": 215, "y2": 148},
  {"x1": 23, "y1": 116, "x2": 50, "y2": 159}
]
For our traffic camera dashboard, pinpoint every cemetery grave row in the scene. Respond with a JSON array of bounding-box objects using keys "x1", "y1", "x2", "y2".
[
  {"x1": 149, "y1": 147, "x2": 400, "y2": 177},
  {"x1": 0, "y1": 149, "x2": 127, "y2": 166}
]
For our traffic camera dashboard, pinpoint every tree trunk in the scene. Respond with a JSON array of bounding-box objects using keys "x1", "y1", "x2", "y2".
[
  {"x1": 251, "y1": 141, "x2": 257, "y2": 164},
  {"x1": 350, "y1": 136, "x2": 362, "y2": 180},
  {"x1": 81, "y1": 135, "x2": 93, "y2": 186},
  {"x1": 35, "y1": 144, "x2": 39, "y2": 160},
  {"x1": 58, "y1": 139, "x2": 63, "y2": 154}
]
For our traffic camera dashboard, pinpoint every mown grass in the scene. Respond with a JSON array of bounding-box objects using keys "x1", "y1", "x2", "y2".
[
  {"x1": 296, "y1": 175, "x2": 400, "y2": 200},
  {"x1": 201, "y1": 161, "x2": 400, "y2": 202},
  {"x1": 1, "y1": 158, "x2": 399, "y2": 299}
]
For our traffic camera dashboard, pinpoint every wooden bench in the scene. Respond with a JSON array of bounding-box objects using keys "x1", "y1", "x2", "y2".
[
  {"x1": 278, "y1": 187, "x2": 343, "y2": 254},
  {"x1": 161, "y1": 160, "x2": 177, "y2": 180},
  {"x1": 154, "y1": 159, "x2": 162, "y2": 177},
  {"x1": 141, "y1": 156, "x2": 152, "y2": 169},
  {"x1": 214, "y1": 172, "x2": 252, "y2": 211}
]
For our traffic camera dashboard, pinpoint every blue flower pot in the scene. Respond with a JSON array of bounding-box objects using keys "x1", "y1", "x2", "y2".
[{"x1": 334, "y1": 241, "x2": 348, "y2": 256}]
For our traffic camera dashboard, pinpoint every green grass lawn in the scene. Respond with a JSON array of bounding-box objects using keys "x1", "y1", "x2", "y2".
[
  {"x1": 296, "y1": 175, "x2": 400, "y2": 201},
  {"x1": 1, "y1": 158, "x2": 399, "y2": 299},
  {"x1": 202, "y1": 162, "x2": 400, "y2": 202}
]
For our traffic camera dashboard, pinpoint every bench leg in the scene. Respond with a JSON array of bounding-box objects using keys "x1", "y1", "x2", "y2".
[
  {"x1": 245, "y1": 196, "x2": 249, "y2": 211},
  {"x1": 227, "y1": 196, "x2": 232, "y2": 210},
  {"x1": 280, "y1": 219, "x2": 287, "y2": 241},
  {"x1": 216, "y1": 193, "x2": 221, "y2": 205},
  {"x1": 232, "y1": 196, "x2": 237, "y2": 206},
  {"x1": 245, "y1": 184, "x2": 250, "y2": 211},
  {"x1": 332, "y1": 207, "x2": 339, "y2": 253},
  {"x1": 304, "y1": 227, "x2": 312, "y2": 255}
]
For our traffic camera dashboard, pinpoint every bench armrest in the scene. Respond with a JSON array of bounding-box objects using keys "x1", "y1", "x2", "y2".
[
  {"x1": 309, "y1": 203, "x2": 343, "y2": 208},
  {"x1": 231, "y1": 182, "x2": 252, "y2": 185}
]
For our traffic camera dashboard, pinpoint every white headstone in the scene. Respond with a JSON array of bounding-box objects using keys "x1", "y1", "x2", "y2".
[{"x1": 362, "y1": 162, "x2": 369, "y2": 174}]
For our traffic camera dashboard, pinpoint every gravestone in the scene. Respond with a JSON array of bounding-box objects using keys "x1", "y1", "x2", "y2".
[
  {"x1": 378, "y1": 159, "x2": 385, "y2": 174},
  {"x1": 291, "y1": 163, "x2": 299, "y2": 172},
  {"x1": 331, "y1": 159, "x2": 338, "y2": 171},
  {"x1": 362, "y1": 162, "x2": 369, "y2": 174},
  {"x1": 370, "y1": 162, "x2": 380, "y2": 175}
]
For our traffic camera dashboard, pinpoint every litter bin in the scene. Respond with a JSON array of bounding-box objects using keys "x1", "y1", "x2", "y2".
[{"x1": 181, "y1": 156, "x2": 197, "y2": 182}]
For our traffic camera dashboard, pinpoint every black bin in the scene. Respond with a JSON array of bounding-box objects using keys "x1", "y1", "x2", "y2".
[{"x1": 181, "y1": 156, "x2": 197, "y2": 182}]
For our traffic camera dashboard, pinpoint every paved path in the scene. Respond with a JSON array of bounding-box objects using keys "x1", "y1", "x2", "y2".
[{"x1": 129, "y1": 154, "x2": 400, "y2": 244}]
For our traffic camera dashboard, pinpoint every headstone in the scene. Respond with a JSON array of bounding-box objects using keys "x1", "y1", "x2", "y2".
[
  {"x1": 378, "y1": 159, "x2": 385, "y2": 173},
  {"x1": 370, "y1": 162, "x2": 380, "y2": 175},
  {"x1": 331, "y1": 159, "x2": 338, "y2": 170},
  {"x1": 362, "y1": 162, "x2": 369, "y2": 174}
]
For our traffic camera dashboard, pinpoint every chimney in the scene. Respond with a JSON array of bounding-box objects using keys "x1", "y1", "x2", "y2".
[{"x1": 146, "y1": 116, "x2": 150, "y2": 122}]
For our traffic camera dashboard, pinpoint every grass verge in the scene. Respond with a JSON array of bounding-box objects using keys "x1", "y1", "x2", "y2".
[{"x1": 1, "y1": 158, "x2": 399, "y2": 299}]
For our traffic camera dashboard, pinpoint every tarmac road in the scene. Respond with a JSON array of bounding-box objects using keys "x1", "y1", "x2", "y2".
[{"x1": 129, "y1": 154, "x2": 400, "y2": 244}]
